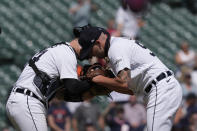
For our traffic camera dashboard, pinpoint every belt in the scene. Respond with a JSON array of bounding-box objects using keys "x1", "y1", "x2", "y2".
[
  {"x1": 145, "y1": 71, "x2": 173, "y2": 93},
  {"x1": 14, "y1": 88, "x2": 46, "y2": 107}
]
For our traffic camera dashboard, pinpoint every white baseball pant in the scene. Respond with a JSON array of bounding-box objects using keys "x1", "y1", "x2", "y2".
[
  {"x1": 6, "y1": 92, "x2": 48, "y2": 131},
  {"x1": 144, "y1": 76, "x2": 182, "y2": 131}
]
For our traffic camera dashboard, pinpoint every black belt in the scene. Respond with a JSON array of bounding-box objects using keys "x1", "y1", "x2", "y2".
[
  {"x1": 14, "y1": 88, "x2": 46, "y2": 107},
  {"x1": 145, "y1": 71, "x2": 173, "y2": 93}
]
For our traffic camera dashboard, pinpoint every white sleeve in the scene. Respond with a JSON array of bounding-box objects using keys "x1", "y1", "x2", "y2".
[
  {"x1": 55, "y1": 48, "x2": 78, "y2": 79},
  {"x1": 109, "y1": 45, "x2": 131, "y2": 75}
]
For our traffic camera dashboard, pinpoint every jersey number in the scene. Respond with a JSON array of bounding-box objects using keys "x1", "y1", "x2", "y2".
[
  {"x1": 33, "y1": 49, "x2": 48, "y2": 62},
  {"x1": 135, "y1": 41, "x2": 156, "y2": 57},
  {"x1": 32, "y1": 42, "x2": 67, "y2": 62}
]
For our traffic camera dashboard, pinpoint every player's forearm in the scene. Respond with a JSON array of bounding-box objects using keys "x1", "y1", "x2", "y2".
[
  {"x1": 109, "y1": 85, "x2": 133, "y2": 95},
  {"x1": 92, "y1": 75, "x2": 133, "y2": 95}
]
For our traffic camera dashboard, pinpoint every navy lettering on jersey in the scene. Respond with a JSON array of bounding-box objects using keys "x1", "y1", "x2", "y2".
[
  {"x1": 135, "y1": 40, "x2": 156, "y2": 57},
  {"x1": 33, "y1": 42, "x2": 66, "y2": 62}
]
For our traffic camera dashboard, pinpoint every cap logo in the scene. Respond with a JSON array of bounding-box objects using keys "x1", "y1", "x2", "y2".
[{"x1": 91, "y1": 39, "x2": 95, "y2": 43}]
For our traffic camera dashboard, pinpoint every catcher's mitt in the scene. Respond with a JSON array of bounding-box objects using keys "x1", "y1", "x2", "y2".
[
  {"x1": 80, "y1": 63, "x2": 115, "y2": 80},
  {"x1": 80, "y1": 63, "x2": 106, "y2": 80},
  {"x1": 80, "y1": 63, "x2": 114, "y2": 97}
]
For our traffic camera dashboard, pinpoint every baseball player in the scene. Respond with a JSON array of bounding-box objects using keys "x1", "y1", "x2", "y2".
[
  {"x1": 6, "y1": 26, "x2": 107, "y2": 131},
  {"x1": 76, "y1": 25, "x2": 182, "y2": 131}
]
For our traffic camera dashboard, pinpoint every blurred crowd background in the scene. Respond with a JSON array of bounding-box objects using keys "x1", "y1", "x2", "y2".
[{"x1": 1, "y1": 0, "x2": 197, "y2": 131}]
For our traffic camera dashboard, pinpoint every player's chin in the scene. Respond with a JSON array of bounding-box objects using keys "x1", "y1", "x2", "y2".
[
  {"x1": 92, "y1": 55, "x2": 104, "y2": 59},
  {"x1": 96, "y1": 53, "x2": 105, "y2": 58},
  {"x1": 91, "y1": 49, "x2": 105, "y2": 58}
]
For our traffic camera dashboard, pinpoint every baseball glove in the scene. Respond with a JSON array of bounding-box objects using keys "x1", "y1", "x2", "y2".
[
  {"x1": 80, "y1": 63, "x2": 106, "y2": 80},
  {"x1": 80, "y1": 63, "x2": 114, "y2": 97}
]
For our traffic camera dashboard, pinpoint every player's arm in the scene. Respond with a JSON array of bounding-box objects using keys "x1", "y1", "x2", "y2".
[
  {"x1": 58, "y1": 79, "x2": 96, "y2": 102},
  {"x1": 117, "y1": 68, "x2": 131, "y2": 84},
  {"x1": 92, "y1": 68, "x2": 133, "y2": 95}
]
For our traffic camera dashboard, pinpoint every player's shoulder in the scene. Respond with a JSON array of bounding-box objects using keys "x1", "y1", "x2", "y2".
[
  {"x1": 108, "y1": 37, "x2": 134, "y2": 57},
  {"x1": 49, "y1": 42, "x2": 74, "y2": 54},
  {"x1": 110, "y1": 37, "x2": 135, "y2": 47},
  {"x1": 48, "y1": 42, "x2": 77, "y2": 61}
]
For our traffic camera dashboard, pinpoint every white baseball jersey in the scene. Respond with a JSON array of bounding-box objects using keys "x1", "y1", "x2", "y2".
[
  {"x1": 6, "y1": 42, "x2": 78, "y2": 131},
  {"x1": 108, "y1": 37, "x2": 182, "y2": 131},
  {"x1": 108, "y1": 37, "x2": 168, "y2": 94},
  {"x1": 15, "y1": 43, "x2": 78, "y2": 100}
]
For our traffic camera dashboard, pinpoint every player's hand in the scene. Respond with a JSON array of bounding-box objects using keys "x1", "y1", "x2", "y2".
[{"x1": 91, "y1": 75, "x2": 103, "y2": 83}]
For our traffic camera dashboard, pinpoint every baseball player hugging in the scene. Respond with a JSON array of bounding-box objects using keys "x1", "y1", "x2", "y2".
[
  {"x1": 6, "y1": 24, "x2": 182, "y2": 131},
  {"x1": 6, "y1": 25, "x2": 119, "y2": 131},
  {"x1": 74, "y1": 25, "x2": 183, "y2": 131}
]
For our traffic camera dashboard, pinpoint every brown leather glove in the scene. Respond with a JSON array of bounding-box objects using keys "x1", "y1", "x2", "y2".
[{"x1": 80, "y1": 63, "x2": 113, "y2": 97}]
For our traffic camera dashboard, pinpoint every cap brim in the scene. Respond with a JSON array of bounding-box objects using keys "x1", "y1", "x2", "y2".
[{"x1": 79, "y1": 45, "x2": 94, "y2": 60}]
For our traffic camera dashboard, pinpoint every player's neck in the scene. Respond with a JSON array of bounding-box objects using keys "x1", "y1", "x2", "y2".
[{"x1": 70, "y1": 39, "x2": 81, "y2": 56}]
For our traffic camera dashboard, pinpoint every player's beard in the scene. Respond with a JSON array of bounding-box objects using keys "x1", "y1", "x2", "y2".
[
  {"x1": 104, "y1": 32, "x2": 111, "y2": 57},
  {"x1": 97, "y1": 48, "x2": 105, "y2": 58}
]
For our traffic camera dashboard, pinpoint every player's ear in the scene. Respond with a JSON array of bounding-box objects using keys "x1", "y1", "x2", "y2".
[{"x1": 95, "y1": 39, "x2": 100, "y2": 44}]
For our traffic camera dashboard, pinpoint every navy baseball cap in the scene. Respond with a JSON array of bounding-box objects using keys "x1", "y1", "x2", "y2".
[{"x1": 78, "y1": 27, "x2": 104, "y2": 60}]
